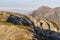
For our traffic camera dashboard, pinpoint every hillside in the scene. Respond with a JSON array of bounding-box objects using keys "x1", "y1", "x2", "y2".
[
  {"x1": 0, "y1": 11, "x2": 24, "y2": 21},
  {"x1": 0, "y1": 11, "x2": 34, "y2": 40},
  {"x1": 0, "y1": 21, "x2": 33, "y2": 40},
  {"x1": 0, "y1": 11, "x2": 60, "y2": 40}
]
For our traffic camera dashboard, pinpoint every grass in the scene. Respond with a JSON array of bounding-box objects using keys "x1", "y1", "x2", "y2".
[{"x1": 0, "y1": 21, "x2": 33, "y2": 40}]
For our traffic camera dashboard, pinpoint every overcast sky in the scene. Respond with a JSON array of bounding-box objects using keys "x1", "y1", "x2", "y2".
[{"x1": 0, "y1": 0, "x2": 60, "y2": 14}]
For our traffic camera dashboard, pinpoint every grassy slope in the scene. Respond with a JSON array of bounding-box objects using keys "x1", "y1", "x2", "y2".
[{"x1": 0, "y1": 21, "x2": 33, "y2": 40}]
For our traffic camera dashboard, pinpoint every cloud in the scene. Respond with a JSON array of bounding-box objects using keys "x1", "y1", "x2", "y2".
[
  {"x1": 0, "y1": 7, "x2": 34, "y2": 13},
  {"x1": 0, "y1": 0, "x2": 60, "y2": 13}
]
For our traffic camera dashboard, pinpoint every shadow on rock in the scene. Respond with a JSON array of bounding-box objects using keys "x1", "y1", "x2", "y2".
[
  {"x1": 7, "y1": 15, "x2": 35, "y2": 27},
  {"x1": 28, "y1": 27, "x2": 60, "y2": 40}
]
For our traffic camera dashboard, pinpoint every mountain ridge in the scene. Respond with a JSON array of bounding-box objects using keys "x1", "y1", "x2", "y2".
[{"x1": 29, "y1": 6, "x2": 60, "y2": 24}]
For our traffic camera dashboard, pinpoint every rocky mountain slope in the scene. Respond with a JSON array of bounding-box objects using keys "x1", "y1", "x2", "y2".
[
  {"x1": 29, "y1": 6, "x2": 60, "y2": 24},
  {"x1": 0, "y1": 11, "x2": 60, "y2": 40},
  {"x1": 28, "y1": 16, "x2": 60, "y2": 32},
  {"x1": 0, "y1": 11, "x2": 35, "y2": 27}
]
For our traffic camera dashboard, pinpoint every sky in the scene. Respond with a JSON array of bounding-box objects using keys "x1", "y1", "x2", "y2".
[{"x1": 0, "y1": 0, "x2": 60, "y2": 14}]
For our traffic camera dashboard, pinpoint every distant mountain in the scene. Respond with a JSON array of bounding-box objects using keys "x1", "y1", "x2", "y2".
[
  {"x1": 30, "y1": 6, "x2": 51, "y2": 18},
  {"x1": 29, "y1": 6, "x2": 60, "y2": 24}
]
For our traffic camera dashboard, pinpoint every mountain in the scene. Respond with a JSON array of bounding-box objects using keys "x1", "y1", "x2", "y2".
[
  {"x1": 30, "y1": 6, "x2": 51, "y2": 19},
  {"x1": 29, "y1": 6, "x2": 60, "y2": 24},
  {"x1": 0, "y1": 11, "x2": 60, "y2": 40}
]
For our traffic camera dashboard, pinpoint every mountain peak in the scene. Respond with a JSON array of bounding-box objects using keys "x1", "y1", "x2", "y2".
[
  {"x1": 30, "y1": 6, "x2": 60, "y2": 24},
  {"x1": 38, "y1": 6, "x2": 51, "y2": 9}
]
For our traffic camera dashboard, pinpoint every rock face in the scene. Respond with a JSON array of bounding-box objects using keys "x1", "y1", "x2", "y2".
[
  {"x1": 7, "y1": 15, "x2": 34, "y2": 27},
  {"x1": 38, "y1": 18, "x2": 59, "y2": 32},
  {"x1": 29, "y1": 6, "x2": 60, "y2": 24}
]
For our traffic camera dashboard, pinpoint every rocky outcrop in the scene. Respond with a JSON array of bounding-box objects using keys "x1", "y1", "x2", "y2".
[
  {"x1": 0, "y1": 11, "x2": 25, "y2": 21},
  {"x1": 6, "y1": 15, "x2": 35, "y2": 28},
  {"x1": 0, "y1": 11, "x2": 35, "y2": 28},
  {"x1": 28, "y1": 16, "x2": 59, "y2": 32},
  {"x1": 38, "y1": 18, "x2": 59, "y2": 32},
  {"x1": 33, "y1": 27, "x2": 60, "y2": 40}
]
